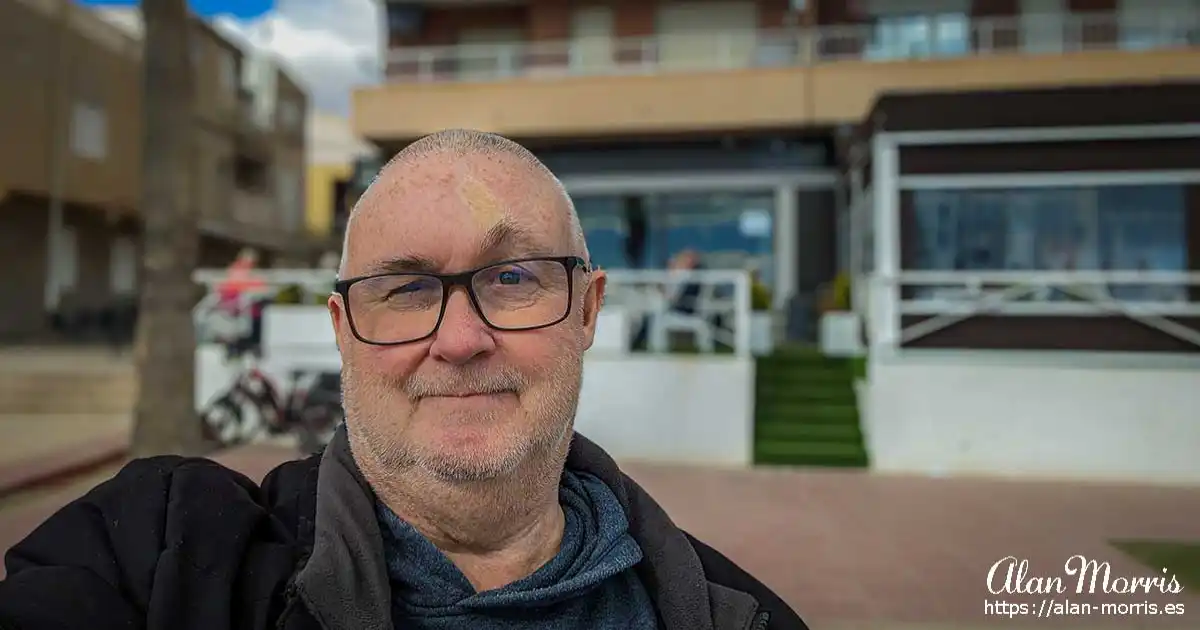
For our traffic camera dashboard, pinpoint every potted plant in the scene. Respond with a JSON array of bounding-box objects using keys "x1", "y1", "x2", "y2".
[
  {"x1": 749, "y1": 273, "x2": 774, "y2": 355},
  {"x1": 818, "y1": 273, "x2": 864, "y2": 357}
]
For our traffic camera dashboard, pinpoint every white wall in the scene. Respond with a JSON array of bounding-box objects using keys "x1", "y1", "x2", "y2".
[
  {"x1": 576, "y1": 356, "x2": 755, "y2": 466},
  {"x1": 862, "y1": 353, "x2": 1200, "y2": 483}
]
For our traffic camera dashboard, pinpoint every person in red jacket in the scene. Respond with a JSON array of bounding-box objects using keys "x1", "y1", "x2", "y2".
[{"x1": 216, "y1": 247, "x2": 269, "y2": 355}]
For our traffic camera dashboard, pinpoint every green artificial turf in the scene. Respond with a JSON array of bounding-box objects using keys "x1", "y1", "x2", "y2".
[{"x1": 1111, "y1": 539, "x2": 1200, "y2": 591}]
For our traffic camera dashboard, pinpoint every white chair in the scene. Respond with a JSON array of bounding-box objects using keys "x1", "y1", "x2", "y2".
[{"x1": 649, "y1": 275, "x2": 718, "y2": 353}]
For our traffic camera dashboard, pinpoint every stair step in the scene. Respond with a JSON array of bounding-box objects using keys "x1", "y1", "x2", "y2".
[
  {"x1": 754, "y1": 440, "x2": 869, "y2": 467},
  {"x1": 753, "y1": 348, "x2": 868, "y2": 469},
  {"x1": 756, "y1": 383, "x2": 856, "y2": 404},
  {"x1": 757, "y1": 401, "x2": 858, "y2": 424},
  {"x1": 755, "y1": 368, "x2": 854, "y2": 388},
  {"x1": 761, "y1": 346, "x2": 848, "y2": 362},
  {"x1": 756, "y1": 422, "x2": 862, "y2": 442}
]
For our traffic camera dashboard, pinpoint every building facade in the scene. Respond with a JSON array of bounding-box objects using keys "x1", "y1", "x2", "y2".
[
  {"x1": 348, "y1": 0, "x2": 1200, "y2": 480},
  {"x1": 353, "y1": 0, "x2": 1199, "y2": 324},
  {"x1": 0, "y1": 0, "x2": 312, "y2": 341}
]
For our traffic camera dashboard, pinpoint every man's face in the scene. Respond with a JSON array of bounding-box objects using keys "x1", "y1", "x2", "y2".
[{"x1": 330, "y1": 153, "x2": 605, "y2": 482}]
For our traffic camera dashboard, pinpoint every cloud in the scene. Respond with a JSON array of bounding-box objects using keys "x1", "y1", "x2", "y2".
[{"x1": 213, "y1": 0, "x2": 381, "y2": 115}]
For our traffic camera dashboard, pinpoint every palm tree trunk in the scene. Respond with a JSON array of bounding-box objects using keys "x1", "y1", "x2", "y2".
[{"x1": 130, "y1": 0, "x2": 208, "y2": 458}]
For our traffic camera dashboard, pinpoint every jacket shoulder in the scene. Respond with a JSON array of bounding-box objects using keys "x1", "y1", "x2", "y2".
[
  {"x1": 260, "y1": 453, "x2": 322, "y2": 540},
  {"x1": 685, "y1": 532, "x2": 810, "y2": 630},
  {"x1": 1, "y1": 455, "x2": 298, "y2": 630}
]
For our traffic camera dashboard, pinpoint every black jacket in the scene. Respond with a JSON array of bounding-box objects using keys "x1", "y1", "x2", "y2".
[{"x1": 0, "y1": 428, "x2": 808, "y2": 630}]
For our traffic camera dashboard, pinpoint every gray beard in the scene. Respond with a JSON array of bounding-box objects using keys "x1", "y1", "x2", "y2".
[{"x1": 341, "y1": 355, "x2": 582, "y2": 484}]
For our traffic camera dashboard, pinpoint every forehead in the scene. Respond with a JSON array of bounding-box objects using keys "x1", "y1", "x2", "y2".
[{"x1": 345, "y1": 153, "x2": 570, "y2": 274}]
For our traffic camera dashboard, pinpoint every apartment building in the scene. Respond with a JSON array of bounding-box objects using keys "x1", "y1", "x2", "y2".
[
  {"x1": 0, "y1": 0, "x2": 312, "y2": 341},
  {"x1": 352, "y1": 0, "x2": 1200, "y2": 351}
]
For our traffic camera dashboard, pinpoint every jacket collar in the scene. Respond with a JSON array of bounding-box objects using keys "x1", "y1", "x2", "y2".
[{"x1": 292, "y1": 426, "x2": 757, "y2": 630}]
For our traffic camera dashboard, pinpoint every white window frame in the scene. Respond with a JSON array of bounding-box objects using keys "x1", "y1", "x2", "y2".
[
  {"x1": 70, "y1": 101, "x2": 108, "y2": 160},
  {"x1": 110, "y1": 236, "x2": 138, "y2": 296}
]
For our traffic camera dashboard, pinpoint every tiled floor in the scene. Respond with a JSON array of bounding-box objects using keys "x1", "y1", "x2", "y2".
[
  {"x1": 624, "y1": 464, "x2": 1199, "y2": 628},
  {"x1": 2, "y1": 445, "x2": 1197, "y2": 628}
]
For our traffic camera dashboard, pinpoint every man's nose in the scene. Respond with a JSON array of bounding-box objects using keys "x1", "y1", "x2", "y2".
[{"x1": 428, "y1": 289, "x2": 496, "y2": 365}]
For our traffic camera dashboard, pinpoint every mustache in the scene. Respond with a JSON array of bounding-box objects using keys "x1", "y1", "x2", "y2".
[{"x1": 402, "y1": 366, "x2": 528, "y2": 399}]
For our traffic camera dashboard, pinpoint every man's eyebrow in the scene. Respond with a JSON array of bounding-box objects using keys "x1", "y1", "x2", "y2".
[
  {"x1": 478, "y1": 219, "x2": 551, "y2": 259},
  {"x1": 365, "y1": 255, "x2": 441, "y2": 275},
  {"x1": 357, "y1": 222, "x2": 553, "y2": 277}
]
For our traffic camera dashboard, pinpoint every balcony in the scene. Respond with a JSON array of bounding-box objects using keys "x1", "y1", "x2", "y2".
[
  {"x1": 352, "y1": 10, "x2": 1200, "y2": 141},
  {"x1": 198, "y1": 188, "x2": 293, "y2": 252}
]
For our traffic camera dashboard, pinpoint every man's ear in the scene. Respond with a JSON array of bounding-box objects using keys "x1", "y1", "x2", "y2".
[
  {"x1": 580, "y1": 270, "x2": 606, "y2": 349},
  {"x1": 327, "y1": 293, "x2": 344, "y2": 353}
]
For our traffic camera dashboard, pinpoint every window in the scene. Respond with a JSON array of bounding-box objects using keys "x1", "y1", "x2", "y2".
[
  {"x1": 190, "y1": 36, "x2": 204, "y2": 68},
  {"x1": 279, "y1": 99, "x2": 301, "y2": 130},
  {"x1": 70, "y1": 102, "x2": 108, "y2": 160},
  {"x1": 1118, "y1": 0, "x2": 1200, "y2": 50},
  {"x1": 575, "y1": 190, "x2": 777, "y2": 287},
  {"x1": 56, "y1": 226, "x2": 79, "y2": 294},
  {"x1": 456, "y1": 28, "x2": 525, "y2": 80},
  {"x1": 909, "y1": 185, "x2": 1188, "y2": 301},
  {"x1": 866, "y1": 13, "x2": 970, "y2": 60},
  {"x1": 276, "y1": 167, "x2": 302, "y2": 231},
  {"x1": 234, "y1": 156, "x2": 270, "y2": 192},
  {"x1": 219, "y1": 50, "x2": 239, "y2": 101},
  {"x1": 110, "y1": 236, "x2": 138, "y2": 296}
]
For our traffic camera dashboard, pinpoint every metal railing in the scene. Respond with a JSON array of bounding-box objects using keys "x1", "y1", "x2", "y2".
[
  {"x1": 383, "y1": 10, "x2": 1199, "y2": 83},
  {"x1": 879, "y1": 270, "x2": 1200, "y2": 349}
]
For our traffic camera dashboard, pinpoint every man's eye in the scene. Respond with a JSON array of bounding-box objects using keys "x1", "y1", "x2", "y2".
[
  {"x1": 388, "y1": 279, "x2": 435, "y2": 296},
  {"x1": 496, "y1": 270, "x2": 524, "y2": 285}
]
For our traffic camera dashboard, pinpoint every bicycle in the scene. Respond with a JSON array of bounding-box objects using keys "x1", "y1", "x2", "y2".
[{"x1": 195, "y1": 293, "x2": 342, "y2": 454}]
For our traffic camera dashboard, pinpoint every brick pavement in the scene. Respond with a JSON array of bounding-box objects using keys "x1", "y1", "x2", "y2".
[{"x1": 2, "y1": 446, "x2": 1197, "y2": 628}]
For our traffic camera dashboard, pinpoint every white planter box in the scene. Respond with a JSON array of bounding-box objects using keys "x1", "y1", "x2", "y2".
[
  {"x1": 819, "y1": 311, "x2": 864, "y2": 357},
  {"x1": 591, "y1": 309, "x2": 632, "y2": 355},
  {"x1": 750, "y1": 312, "x2": 774, "y2": 356}
]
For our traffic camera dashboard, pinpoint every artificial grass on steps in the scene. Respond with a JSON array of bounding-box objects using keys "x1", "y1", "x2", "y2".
[
  {"x1": 754, "y1": 346, "x2": 868, "y2": 468},
  {"x1": 1111, "y1": 540, "x2": 1200, "y2": 591}
]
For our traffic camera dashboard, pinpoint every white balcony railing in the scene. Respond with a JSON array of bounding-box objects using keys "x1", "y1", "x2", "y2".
[
  {"x1": 868, "y1": 270, "x2": 1200, "y2": 349},
  {"x1": 603, "y1": 269, "x2": 754, "y2": 357},
  {"x1": 383, "y1": 10, "x2": 1199, "y2": 84}
]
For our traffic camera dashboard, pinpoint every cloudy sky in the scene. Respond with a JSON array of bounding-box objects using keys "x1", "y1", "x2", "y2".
[{"x1": 213, "y1": 0, "x2": 383, "y2": 116}]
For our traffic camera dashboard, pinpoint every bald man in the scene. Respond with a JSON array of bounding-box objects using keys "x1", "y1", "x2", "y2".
[{"x1": 0, "y1": 130, "x2": 808, "y2": 630}]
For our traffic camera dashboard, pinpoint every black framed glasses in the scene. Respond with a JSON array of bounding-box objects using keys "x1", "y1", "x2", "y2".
[{"x1": 334, "y1": 256, "x2": 591, "y2": 345}]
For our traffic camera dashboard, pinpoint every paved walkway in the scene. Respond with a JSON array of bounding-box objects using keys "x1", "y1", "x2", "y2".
[
  {"x1": 0, "y1": 414, "x2": 128, "y2": 471},
  {"x1": 1, "y1": 445, "x2": 1196, "y2": 628}
]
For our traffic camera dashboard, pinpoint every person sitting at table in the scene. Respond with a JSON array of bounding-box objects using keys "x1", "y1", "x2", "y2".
[{"x1": 632, "y1": 249, "x2": 705, "y2": 350}]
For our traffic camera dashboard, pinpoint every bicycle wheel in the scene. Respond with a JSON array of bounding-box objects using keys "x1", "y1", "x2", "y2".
[{"x1": 199, "y1": 395, "x2": 246, "y2": 446}]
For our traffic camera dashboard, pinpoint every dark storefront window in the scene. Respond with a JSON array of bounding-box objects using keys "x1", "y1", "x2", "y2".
[
  {"x1": 576, "y1": 190, "x2": 776, "y2": 287},
  {"x1": 910, "y1": 184, "x2": 1188, "y2": 301}
]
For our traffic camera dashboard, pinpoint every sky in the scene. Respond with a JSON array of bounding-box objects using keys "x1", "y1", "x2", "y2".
[
  {"x1": 78, "y1": 0, "x2": 385, "y2": 116},
  {"x1": 211, "y1": 0, "x2": 383, "y2": 116}
]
